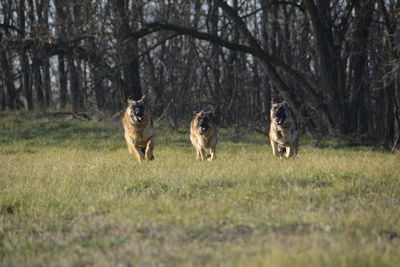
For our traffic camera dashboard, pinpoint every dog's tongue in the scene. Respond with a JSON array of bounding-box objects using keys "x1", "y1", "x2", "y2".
[{"x1": 136, "y1": 116, "x2": 142, "y2": 122}]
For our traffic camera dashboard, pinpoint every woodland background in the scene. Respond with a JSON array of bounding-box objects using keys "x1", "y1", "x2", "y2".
[{"x1": 0, "y1": 0, "x2": 399, "y2": 150}]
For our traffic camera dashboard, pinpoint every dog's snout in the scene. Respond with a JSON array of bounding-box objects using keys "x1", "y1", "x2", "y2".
[
  {"x1": 135, "y1": 105, "x2": 145, "y2": 116},
  {"x1": 199, "y1": 117, "x2": 209, "y2": 127},
  {"x1": 200, "y1": 121, "x2": 208, "y2": 128},
  {"x1": 274, "y1": 107, "x2": 285, "y2": 118}
]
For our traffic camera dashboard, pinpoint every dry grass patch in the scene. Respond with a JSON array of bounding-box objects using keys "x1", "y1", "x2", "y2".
[{"x1": 1, "y1": 113, "x2": 399, "y2": 266}]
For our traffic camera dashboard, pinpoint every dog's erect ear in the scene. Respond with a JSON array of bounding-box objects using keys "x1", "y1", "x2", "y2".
[
  {"x1": 127, "y1": 95, "x2": 136, "y2": 104},
  {"x1": 271, "y1": 98, "x2": 280, "y2": 105},
  {"x1": 204, "y1": 110, "x2": 213, "y2": 117},
  {"x1": 138, "y1": 94, "x2": 147, "y2": 104},
  {"x1": 199, "y1": 109, "x2": 211, "y2": 114}
]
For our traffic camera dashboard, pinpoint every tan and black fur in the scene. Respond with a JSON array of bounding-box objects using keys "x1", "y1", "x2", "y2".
[
  {"x1": 190, "y1": 110, "x2": 218, "y2": 161},
  {"x1": 269, "y1": 99, "x2": 299, "y2": 158},
  {"x1": 122, "y1": 95, "x2": 155, "y2": 162}
]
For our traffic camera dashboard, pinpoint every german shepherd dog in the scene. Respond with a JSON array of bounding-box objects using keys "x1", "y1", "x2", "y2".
[
  {"x1": 269, "y1": 99, "x2": 299, "y2": 158},
  {"x1": 190, "y1": 110, "x2": 218, "y2": 161},
  {"x1": 122, "y1": 95, "x2": 155, "y2": 162}
]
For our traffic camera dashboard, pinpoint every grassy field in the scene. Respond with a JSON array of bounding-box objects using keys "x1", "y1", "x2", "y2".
[{"x1": 1, "y1": 112, "x2": 399, "y2": 266}]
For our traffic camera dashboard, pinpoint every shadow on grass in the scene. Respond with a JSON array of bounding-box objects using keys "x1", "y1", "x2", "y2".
[
  {"x1": 0, "y1": 118, "x2": 123, "y2": 150},
  {"x1": 122, "y1": 178, "x2": 238, "y2": 200},
  {"x1": 262, "y1": 173, "x2": 335, "y2": 189},
  {"x1": 134, "y1": 222, "x2": 323, "y2": 244},
  {"x1": 0, "y1": 112, "x2": 386, "y2": 152}
]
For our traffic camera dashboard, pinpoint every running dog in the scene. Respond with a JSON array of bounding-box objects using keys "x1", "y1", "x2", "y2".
[
  {"x1": 122, "y1": 95, "x2": 155, "y2": 162},
  {"x1": 269, "y1": 99, "x2": 299, "y2": 158},
  {"x1": 190, "y1": 110, "x2": 218, "y2": 161}
]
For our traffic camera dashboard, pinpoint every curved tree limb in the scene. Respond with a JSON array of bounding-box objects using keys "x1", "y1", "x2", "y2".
[{"x1": 128, "y1": 20, "x2": 335, "y2": 135}]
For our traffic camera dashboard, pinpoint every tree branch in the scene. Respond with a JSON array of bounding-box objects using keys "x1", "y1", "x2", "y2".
[
  {"x1": 128, "y1": 20, "x2": 334, "y2": 134},
  {"x1": 241, "y1": 1, "x2": 306, "y2": 20},
  {"x1": 0, "y1": 24, "x2": 24, "y2": 36}
]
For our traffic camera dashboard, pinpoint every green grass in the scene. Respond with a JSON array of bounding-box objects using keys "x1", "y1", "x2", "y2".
[{"x1": 1, "y1": 112, "x2": 399, "y2": 266}]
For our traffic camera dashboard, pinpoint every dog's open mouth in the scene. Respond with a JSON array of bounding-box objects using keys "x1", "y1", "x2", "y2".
[
  {"x1": 132, "y1": 115, "x2": 143, "y2": 123},
  {"x1": 274, "y1": 117, "x2": 284, "y2": 125},
  {"x1": 199, "y1": 127, "x2": 207, "y2": 133}
]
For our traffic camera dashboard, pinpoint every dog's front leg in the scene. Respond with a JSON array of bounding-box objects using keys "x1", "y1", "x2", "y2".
[
  {"x1": 127, "y1": 140, "x2": 145, "y2": 162},
  {"x1": 196, "y1": 148, "x2": 202, "y2": 160},
  {"x1": 199, "y1": 148, "x2": 206, "y2": 160},
  {"x1": 270, "y1": 140, "x2": 282, "y2": 158},
  {"x1": 133, "y1": 145, "x2": 145, "y2": 162}
]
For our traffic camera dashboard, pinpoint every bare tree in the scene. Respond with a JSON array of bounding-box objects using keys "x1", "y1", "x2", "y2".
[{"x1": 0, "y1": 0, "x2": 399, "y2": 149}]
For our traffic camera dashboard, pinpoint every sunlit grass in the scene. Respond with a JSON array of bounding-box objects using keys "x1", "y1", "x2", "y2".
[{"x1": 1, "y1": 113, "x2": 399, "y2": 266}]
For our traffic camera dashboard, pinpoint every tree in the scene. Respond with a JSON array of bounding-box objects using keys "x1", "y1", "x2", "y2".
[{"x1": 0, "y1": 0, "x2": 399, "y2": 149}]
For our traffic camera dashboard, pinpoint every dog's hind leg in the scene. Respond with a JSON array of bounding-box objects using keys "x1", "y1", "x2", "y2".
[
  {"x1": 285, "y1": 146, "x2": 292, "y2": 158},
  {"x1": 278, "y1": 146, "x2": 286, "y2": 155},
  {"x1": 291, "y1": 141, "x2": 298, "y2": 158},
  {"x1": 145, "y1": 138, "x2": 155, "y2": 161},
  {"x1": 285, "y1": 144, "x2": 297, "y2": 159},
  {"x1": 208, "y1": 145, "x2": 216, "y2": 161}
]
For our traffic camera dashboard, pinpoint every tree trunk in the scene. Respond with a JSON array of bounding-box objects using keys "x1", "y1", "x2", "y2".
[
  {"x1": 112, "y1": 0, "x2": 142, "y2": 104},
  {"x1": 209, "y1": 0, "x2": 222, "y2": 124},
  {"x1": 0, "y1": 52, "x2": 17, "y2": 110},
  {"x1": 68, "y1": 57, "x2": 84, "y2": 112},
  {"x1": 58, "y1": 55, "x2": 68, "y2": 110},
  {"x1": 303, "y1": 0, "x2": 346, "y2": 135},
  {"x1": 32, "y1": 58, "x2": 46, "y2": 111},
  {"x1": 347, "y1": 0, "x2": 373, "y2": 137},
  {"x1": 55, "y1": 0, "x2": 67, "y2": 109},
  {"x1": 18, "y1": 0, "x2": 33, "y2": 110}
]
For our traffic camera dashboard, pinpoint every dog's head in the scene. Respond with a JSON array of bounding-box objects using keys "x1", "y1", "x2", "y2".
[
  {"x1": 127, "y1": 95, "x2": 147, "y2": 124},
  {"x1": 270, "y1": 99, "x2": 289, "y2": 125},
  {"x1": 193, "y1": 110, "x2": 214, "y2": 134}
]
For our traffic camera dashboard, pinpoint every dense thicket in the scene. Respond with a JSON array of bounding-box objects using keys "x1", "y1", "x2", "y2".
[{"x1": 0, "y1": 0, "x2": 399, "y2": 149}]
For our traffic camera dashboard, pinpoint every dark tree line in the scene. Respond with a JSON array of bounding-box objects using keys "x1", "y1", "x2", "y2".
[{"x1": 0, "y1": 0, "x2": 399, "y2": 150}]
